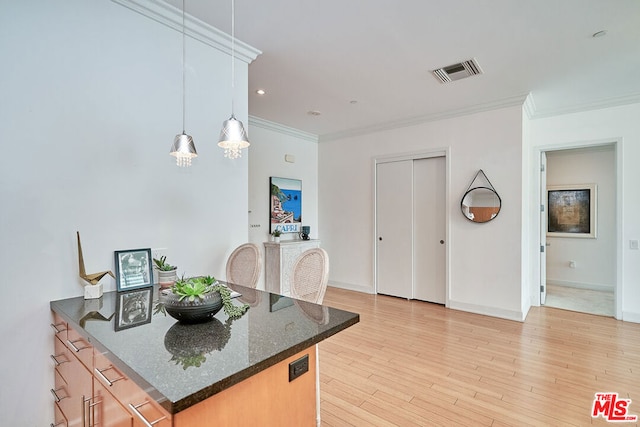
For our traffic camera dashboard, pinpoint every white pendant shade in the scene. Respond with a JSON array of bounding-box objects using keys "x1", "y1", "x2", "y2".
[
  {"x1": 170, "y1": 132, "x2": 198, "y2": 167},
  {"x1": 217, "y1": 115, "x2": 250, "y2": 159},
  {"x1": 218, "y1": 0, "x2": 250, "y2": 160},
  {"x1": 169, "y1": 0, "x2": 197, "y2": 167}
]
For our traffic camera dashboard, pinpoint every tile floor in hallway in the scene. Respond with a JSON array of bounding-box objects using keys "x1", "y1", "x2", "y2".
[{"x1": 544, "y1": 283, "x2": 614, "y2": 317}]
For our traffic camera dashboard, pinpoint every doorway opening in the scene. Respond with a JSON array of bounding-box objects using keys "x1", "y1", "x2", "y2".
[{"x1": 540, "y1": 144, "x2": 616, "y2": 317}]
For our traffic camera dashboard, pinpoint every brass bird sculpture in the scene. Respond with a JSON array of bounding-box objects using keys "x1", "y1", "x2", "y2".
[
  {"x1": 79, "y1": 311, "x2": 115, "y2": 328},
  {"x1": 77, "y1": 231, "x2": 114, "y2": 285}
]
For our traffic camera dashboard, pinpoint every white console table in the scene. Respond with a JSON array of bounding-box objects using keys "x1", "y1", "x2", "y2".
[{"x1": 264, "y1": 239, "x2": 321, "y2": 296}]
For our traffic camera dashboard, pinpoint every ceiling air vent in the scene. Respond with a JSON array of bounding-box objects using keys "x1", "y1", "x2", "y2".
[{"x1": 432, "y1": 58, "x2": 483, "y2": 83}]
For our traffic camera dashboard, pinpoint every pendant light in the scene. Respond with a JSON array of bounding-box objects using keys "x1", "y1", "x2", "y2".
[
  {"x1": 217, "y1": 0, "x2": 250, "y2": 159},
  {"x1": 170, "y1": 0, "x2": 197, "y2": 167}
]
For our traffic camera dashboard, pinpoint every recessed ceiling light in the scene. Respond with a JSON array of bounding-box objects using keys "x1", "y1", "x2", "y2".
[
  {"x1": 256, "y1": 89, "x2": 266, "y2": 95},
  {"x1": 307, "y1": 110, "x2": 322, "y2": 116},
  {"x1": 592, "y1": 30, "x2": 607, "y2": 38}
]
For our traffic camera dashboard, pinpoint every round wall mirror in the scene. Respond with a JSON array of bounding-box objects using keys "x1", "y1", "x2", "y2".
[{"x1": 461, "y1": 186, "x2": 501, "y2": 223}]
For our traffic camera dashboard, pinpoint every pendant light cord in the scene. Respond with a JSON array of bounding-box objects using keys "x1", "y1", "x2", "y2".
[
  {"x1": 230, "y1": 0, "x2": 235, "y2": 116},
  {"x1": 182, "y1": 0, "x2": 186, "y2": 133}
]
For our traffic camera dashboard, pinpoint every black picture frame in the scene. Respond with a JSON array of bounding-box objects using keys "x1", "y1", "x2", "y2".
[
  {"x1": 114, "y1": 248, "x2": 153, "y2": 291},
  {"x1": 114, "y1": 287, "x2": 153, "y2": 331}
]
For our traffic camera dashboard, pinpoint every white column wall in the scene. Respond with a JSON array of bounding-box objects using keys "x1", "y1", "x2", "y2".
[
  {"x1": 0, "y1": 1, "x2": 254, "y2": 425},
  {"x1": 529, "y1": 102, "x2": 640, "y2": 322},
  {"x1": 247, "y1": 118, "x2": 319, "y2": 289},
  {"x1": 319, "y1": 105, "x2": 526, "y2": 320}
]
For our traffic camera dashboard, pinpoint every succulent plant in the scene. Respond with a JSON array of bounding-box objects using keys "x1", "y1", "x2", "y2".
[
  {"x1": 153, "y1": 255, "x2": 176, "y2": 271},
  {"x1": 160, "y1": 275, "x2": 249, "y2": 319}
]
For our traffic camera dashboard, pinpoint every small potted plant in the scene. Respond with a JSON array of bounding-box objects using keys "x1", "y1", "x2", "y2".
[
  {"x1": 156, "y1": 275, "x2": 249, "y2": 323},
  {"x1": 153, "y1": 255, "x2": 178, "y2": 289},
  {"x1": 271, "y1": 229, "x2": 282, "y2": 243}
]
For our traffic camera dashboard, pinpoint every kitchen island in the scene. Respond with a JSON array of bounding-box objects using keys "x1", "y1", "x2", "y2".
[{"x1": 50, "y1": 284, "x2": 359, "y2": 426}]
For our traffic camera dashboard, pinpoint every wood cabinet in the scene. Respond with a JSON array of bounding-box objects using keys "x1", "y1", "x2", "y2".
[
  {"x1": 51, "y1": 337, "x2": 92, "y2": 427},
  {"x1": 50, "y1": 288, "x2": 358, "y2": 427},
  {"x1": 264, "y1": 240, "x2": 321, "y2": 296},
  {"x1": 51, "y1": 318, "x2": 170, "y2": 427},
  {"x1": 52, "y1": 316, "x2": 318, "y2": 426},
  {"x1": 174, "y1": 349, "x2": 316, "y2": 426},
  {"x1": 94, "y1": 351, "x2": 171, "y2": 427},
  {"x1": 93, "y1": 380, "x2": 132, "y2": 427}
]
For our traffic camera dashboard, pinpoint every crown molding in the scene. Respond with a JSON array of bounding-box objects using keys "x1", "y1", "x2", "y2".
[
  {"x1": 319, "y1": 94, "x2": 529, "y2": 142},
  {"x1": 526, "y1": 92, "x2": 640, "y2": 119},
  {"x1": 111, "y1": 0, "x2": 261, "y2": 64},
  {"x1": 523, "y1": 93, "x2": 536, "y2": 119},
  {"x1": 249, "y1": 116, "x2": 319, "y2": 143}
]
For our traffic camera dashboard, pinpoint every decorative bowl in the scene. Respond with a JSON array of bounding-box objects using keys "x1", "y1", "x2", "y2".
[{"x1": 159, "y1": 289, "x2": 223, "y2": 324}]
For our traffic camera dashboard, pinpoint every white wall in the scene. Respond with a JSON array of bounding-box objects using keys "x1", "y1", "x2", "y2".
[
  {"x1": 319, "y1": 105, "x2": 527, "y2": 320},
  {"x1": 247, "y1": 118, "x2": 319, "y2": 288},
  {"x1": 0, "y1": 1, "x2": 256, "y2": 425},
  {"x1": 529, "y1": 103, "x2": 640, "y2": 322},
  {"x1": 546, "y1": 147, "x2": 616, "y2": 290}
]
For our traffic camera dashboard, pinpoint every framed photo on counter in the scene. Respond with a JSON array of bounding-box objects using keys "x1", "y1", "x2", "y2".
[{"x1": 114, "y1": 248, "x2": 153, "y2": 291}]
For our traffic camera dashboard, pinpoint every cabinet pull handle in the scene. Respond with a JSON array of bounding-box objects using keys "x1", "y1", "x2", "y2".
[
  {"x1": 50, "y1": 421, "x2": 66, "y2": 427},
  {"x1": 50, "y1": 387, "x2": 67, "y2": 403},
  {"x1": 50, "y1": 354, "x2": 69, "y2": 366},
  {"x1": 50, "y1": 322, "x2": 67, "y2": 334},
  {"x1": 129, "y1": 401, "x2": 167, "y2": 427},
  {"x1": 89, "y1": 397, "x2": 102, "y2": 427},
  {"x1": 67, "y1": 338, "x2": 90, "y2": 352},
  {"x1": 94, "y1": 366, "x2": 125, "y2": 387},
  {"x1": 82, "y1": 396, "x2": 91, "y2": 427}
]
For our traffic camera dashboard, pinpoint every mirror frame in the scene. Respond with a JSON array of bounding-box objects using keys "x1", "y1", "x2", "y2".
[{"x1": 460, "y1": 186, "x2": 502, "y2": 223}]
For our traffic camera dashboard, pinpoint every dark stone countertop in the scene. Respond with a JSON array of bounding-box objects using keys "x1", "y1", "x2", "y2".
[{"x1": 50, "y1": 283, "x2": 359, "y2": 414}]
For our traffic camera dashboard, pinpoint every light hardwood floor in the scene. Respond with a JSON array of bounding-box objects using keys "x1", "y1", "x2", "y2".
[{"x1": 319, "y1": 287, "x2": 640, "y2": 426}]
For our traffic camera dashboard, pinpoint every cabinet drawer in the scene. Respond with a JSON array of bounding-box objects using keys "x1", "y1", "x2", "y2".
[
  {"x1": 52, "y1": 401, "x2": 68, "y2": 427},
  {"x1": 51, "y1": 312, "x2": 68, "y2": 341},
  {"x1": 53, "y1": 348, "x2": 92, "y2": 427},
  {"x1": 52, "y1": 336, "x2": 73, "y2": 383},
  {"x1": 93, "y1": 379, "x2": 133, "y2": 427},
  {"x1": 51, "y1": 370, "x2": 71, "y2": 420},
  {"x1": 94, "y1": 351, "x2": 171, "y2": 427},
  {"x1": 66, "y1": 326, "x2": 93, "y2": 371}
]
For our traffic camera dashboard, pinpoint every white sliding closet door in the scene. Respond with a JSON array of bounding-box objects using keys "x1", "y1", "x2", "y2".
[
  {"x1": 413, "y1": 156, "x2": 446, "y2": 303},
  {"x1": 376, "y1": 160, "x2": 413, "y2": 298}
]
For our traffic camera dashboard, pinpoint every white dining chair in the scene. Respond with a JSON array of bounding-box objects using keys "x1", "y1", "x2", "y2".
[
  {"x1": 225, "y1": 243, "x2": 262, "y2": 288},
  {"x1": 290, "y1": 247, "x2": 329, "y2": 426},
  {"x1": 290, "y1": 248, "x2": 329, "y2": 304}
]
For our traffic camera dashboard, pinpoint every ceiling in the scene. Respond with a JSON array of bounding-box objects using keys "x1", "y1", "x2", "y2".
[{"x1": 165, "y1": 0, "x2": 640, "y2": 140}]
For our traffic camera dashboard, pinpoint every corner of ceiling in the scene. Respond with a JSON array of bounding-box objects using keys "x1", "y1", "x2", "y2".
[{"x1": 111, "y1": 0, "x2": 261, "y2": 63}]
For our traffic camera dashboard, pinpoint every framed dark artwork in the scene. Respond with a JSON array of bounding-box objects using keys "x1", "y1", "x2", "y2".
[
  {"x1": 547, "y1": 184, "x2": 597, "y2": 238},
  {"x1": 114, "y1": 248, "x2": 153, "y2": 291},
  {"x1": 270, "y1": 177, "x2": 302, "y2": 234},
  {"x1": 114, "y1": 287, "x2": 153, "y2": 331}
]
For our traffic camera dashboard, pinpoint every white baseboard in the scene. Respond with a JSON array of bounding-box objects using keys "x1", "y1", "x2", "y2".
[
  {"x1": 447, "y1": 300, "x2": 525, "y2": 322},
  {"x1": 547, "y1": 279, "x2": 613, "y2": 292},
  {"x1": 328, "y1": 281, "x2": 375, "y2": 294},
  {"x1": 622, "y1": 311, "x2": 640, "y2": 324}
]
